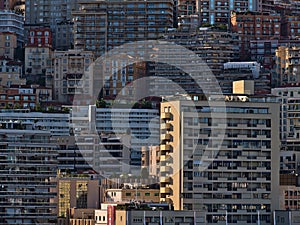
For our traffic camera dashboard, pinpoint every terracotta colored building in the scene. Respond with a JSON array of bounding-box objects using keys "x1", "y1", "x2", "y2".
[
  {"x1": 231, "y1": 11, "x2": 280, "y2": 60},
  {"x1": 25, "y1": 27, "x2": 52, "y2": 75}
]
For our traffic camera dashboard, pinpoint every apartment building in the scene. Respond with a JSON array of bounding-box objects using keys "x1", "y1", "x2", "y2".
[
  {"x1": 249, "y1": 39, "x2": 278, "y2": 70},
  {"x1": 56, "y1": 176, "x2": 100, "y2": 218},
  {"x1": 0, "y1": 56, "x2": 24, "y2": 87},
  {"x1": 159, "y1": 28, "x2": 239, "y2": 76},
  {"x1": 51, "y1": 49, "x2": 94, "y2": 103},
  {"x1": 275, "y1": 46, "x2": 300, "y2": 86},
  {"x1": 270, "y1": 86, "x2": 300, "y2": 211},
  {"x1": 72, "y1": 0, "x2": 174, "y2": 57},
  {"x1": 0, "y1": 0, "x2": 11, "y2": 10},
  {"x1": 0, "y1": 110, "x2": 70, "y2": 136},
  {"x1": 198, "y1": 0, "x2": 262, "y2": 26},
  {"x1": 25, "y1": 0, "x2": 78, "y2": 50},
  {"x1": 272, "y1": 86, "x2": 300, "y2": 142},
  {"x1": 178, "y1": 0, "x2": 197, "y2": 17},
  {"x1": 0, "y1": 32, "x2": 17, "y2": 59},
  {"x1": 274, "y1": 210, "x2": 300, "y2": 225},
  {"x1": 0, "y1": 110, "x2": 99, "y2": 173},
  {"x1": 281, "y1": 15, "x2": 300, "y2": 39},
  {"x1": 71, "y1": 105, "x2": 160, "y2": 168},
  {"x1": 115, "y1": 209, "x2": 207, "y2": 225},
  {"x1": 0, "y1": 0, "x2": 23, "y2": 11},
  {"x1": 105, "y1": 188, "x2": 160, "y2": 203},
  {"x1": 159, "y1": 92, "x2": 280, "y2": 224},
  {"x1": 25, "y1": 27, "x2": 52, "y2": 76},
  {"x1": 231, "y1": 11, "x2": 280, "y2": 60},
  {"x1": 221, "y1": 62, "x2": 270, "y2": 94},
  {"x1": 141, "y1": 146, "x2": 160, "y2": 177},
  {"x1": 58, "y1": 208, "x2": 95, "y2": 225},
  {"x1": 0, "y1": 121, "x2": 57, "y2": 225},
  {"x1": 73, "y1": 132, "x2": 131, "y2": 176},
  {"x1": 0, "y1": 11, "x2": 24, "y2": 47}
]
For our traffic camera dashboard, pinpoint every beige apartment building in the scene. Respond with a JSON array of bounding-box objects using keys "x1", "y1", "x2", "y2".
[
  {"x1": 275, "y1": 46, "x2": 300, "y2": 86},
  {"x1": 51, "y1": 49, "x2": 94, "y2": 103},
  {"x1": 159, "y1": 92, "x2": 280, "y2": 224}
]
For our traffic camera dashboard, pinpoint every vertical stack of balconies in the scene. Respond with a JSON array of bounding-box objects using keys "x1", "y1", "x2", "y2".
[{"x1": 160, "y1": 111, "x2": 173, "y2": 203}]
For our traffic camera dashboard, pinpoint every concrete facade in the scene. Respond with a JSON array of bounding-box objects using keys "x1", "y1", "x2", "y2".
[{"x1": 159, "y1": 94, "x2": 280, "y2": 224}]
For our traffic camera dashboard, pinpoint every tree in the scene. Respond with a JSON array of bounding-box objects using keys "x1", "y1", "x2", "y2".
[{"x1": 96, "y1": 98, "x2": 107, "y2": 108}]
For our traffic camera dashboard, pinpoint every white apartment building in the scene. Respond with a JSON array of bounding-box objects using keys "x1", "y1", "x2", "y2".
[
  {"x1": 71, "y1": 105, "x2": 160, "y2": 169},
  {"x1": 0, "y1": 10, "x2": 24, "y2": 47}
]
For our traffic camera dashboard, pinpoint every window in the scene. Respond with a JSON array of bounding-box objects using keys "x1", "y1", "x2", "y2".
[
  {"x1": 5, "y1": 35, "x2": 10, "y2": 40},
  {"x1": 145, "y1": 192, "x2": 150, "y2": 196}
]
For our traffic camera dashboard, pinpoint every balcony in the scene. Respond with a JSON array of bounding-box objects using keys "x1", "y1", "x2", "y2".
[
  {"x1": 160, "y1": 176, "x2": 171, "y2": 183},
  {"x1": 161, "y1": 144, "x2": 171, "y2": 152},
  {"x1": 161, "y1": 112, "x2": 171, "y2": 120},
  {"x1": 160, "y1": 154, "x2": 170, "y2": 162},
  {"x1": 161, "y1": 123, "x2": 171, "y2": 130},
  {"x1": 160, "y1": 166, "x2": 171, "y2": 173},
  {"x1": 161, "y1": 133, "x2": 171, "y2": 141},
  {"x1": 160, "y1": 187, "x2": 171, "y2": 194}
]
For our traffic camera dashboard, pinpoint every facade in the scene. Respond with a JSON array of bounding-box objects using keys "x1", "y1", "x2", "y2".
[
  {"x1": 159, "y1": 28, "x2": 239, "y2": 76},
  {"x1": 178, "y1": 14, "x2": 200, "y2": 30},
  {"x1": 0, "y1": 84, "x2": 54, "y2": 109},
  {"x1": 74, "y1": 133, "x2": 131, "y2": 176},
  {"x1": 272, "y1": 86, "x2": 300, "y2": 142},
  {"x1": 0, "y1": 110, "x2": 70, "y2": 136},
  {"x1": 0, "y1": 56, "x2": 24, "y2": 87},
  {"x1": 105, "y1": 188, "x2": 160, "y2": 203},
  {"x1": 115, "y1": 209, "x2": 207, "y2": 225},
  {"x1": 56, "y1": 176, "x2": 100, "y2": 218},
  {"x1": 24, "y1": 0, "x2": 78, "y2": 50},
  {"x1": 274, "y1": 210, "x2": 300, "y2": 225},
  {"x1": 279, "y1": 185, "x2": 300, "y2": 211},
  {"x1": 249, "y1": 39, "x2": 278, "y2": 71},
  {"x1": 51, "y1": 49, "x2": 94, "y2": 103},
  {"x1": 0, "y1": 10, "x2": 24, "y2": 47},
  {"x1": 281, "y1": 15, "x2": 300, "y2": 39},
  {"x1": 221, "y1": 62, "x2": 270, "y2": 94},
  {"x1": 198, "y1": 0, "x2": 262, "y2": 26},
  {"x1": 0, "y1": 85, "x2": 36, "y2": 108},
  {"x1": 275, "y1": 46, "x2": 300, "y2": 86},
  {"x1": 0, "y1": 32, "x2": 17, "y2": 59},
  {"x1": 0, "y1": 0, "x2": 22, "y2": 10},
  {"x1": 159, "y1": 93, "x2": 280, "y2": 224},
  {"x1": 72, "y1": 0, "x2": 174, "y2": 57},
  {"x1": 231, "y1": 11, "x2": 280, "y2": 60},
  {"x1": 0, "y1": 121, "x2": 57, "y2": 225},
  {"x1": 71, "y1": 105, "x2": 160, "y2": 168},
  {"x1": 0, "y1": 0, "x2": 10, "y2": 10},
  {"x1": 25, "y1": 27, "x2": 52, "y2": 76},
  {"x1": 141, "y1": 146, "x2": 160, "y2": 177}
]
